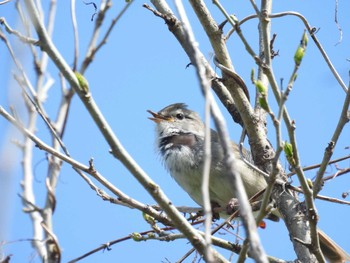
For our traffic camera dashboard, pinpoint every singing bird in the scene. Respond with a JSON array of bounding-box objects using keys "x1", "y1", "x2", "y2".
[{"x1": 148, "y1": 103, "x2": 350, "y2": 263}]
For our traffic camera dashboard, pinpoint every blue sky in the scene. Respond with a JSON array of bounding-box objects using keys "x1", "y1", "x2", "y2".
[{"x1": 1, "y1": 1, "x2": 350, "y2": 262}]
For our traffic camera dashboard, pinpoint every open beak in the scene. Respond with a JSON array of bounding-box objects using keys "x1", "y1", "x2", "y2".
[{"x1": 147, "y1": 110, "x2": 173, "y2": 123}]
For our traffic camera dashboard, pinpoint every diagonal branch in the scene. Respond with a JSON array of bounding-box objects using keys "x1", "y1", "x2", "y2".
[
  {"x1": 144, "y1": 2, "x2": 243, "y2": 126},
  {"x1": 314, "y1": 80, "x2": 350, "y2": 196},
  {"x1": 22, "y1": 1, "x2": 215, "y2": 258}
]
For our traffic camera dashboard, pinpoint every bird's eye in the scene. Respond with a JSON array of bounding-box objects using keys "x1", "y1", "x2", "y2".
[{"x1": 176, "y1": 113, "x2": 184, "y2": 120}]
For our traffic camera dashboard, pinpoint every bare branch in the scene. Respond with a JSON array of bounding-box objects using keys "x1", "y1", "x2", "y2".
[
  {"x1": 70, "y1": 0, "x2": 79, "y2": 71},
  {"x1": 41, "y1": 221, "x2": 61, "y2": 263},
  {"x1": 334, "y1": 0, "x2": 343, "y2": 46},
  {"x1": 287, "y1": 154, "x2": 350, "y2": 177},
  {"x1": 226, "y1": 11, "x2": 348, "y2": 93},
  {"x1": 173, "y1": 2, "x2": 217, "y2": 262},
  {"x1": 0, "y1": 0, "x2": 12, "y2": 5},
  {"x1": 79, "y1": 0, "x2": 112, "y2": 73},
  {"x1": 0, "y1": 17, "x2": 39, "y2": 44},
  {"x1": 270, "y1": 11, "x2": 347, "y2": 93},
  {"x1": 314, "y1": 81, "x2": 350, "y2": 195},
  {"x1": 0, "y1": 106, "x2": 172, "y2": 225},
  {"x1": 144, "y1": 2, "x2": 243, "y2": 126}
]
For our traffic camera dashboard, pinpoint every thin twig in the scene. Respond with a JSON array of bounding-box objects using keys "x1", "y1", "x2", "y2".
[
  {"x1": 152, "y1": 1, "x2": 266, "y2": 261},
  {"x1": 174, "y1": 1, "x2": 217, "y2": 262},
  {"x1": 79, "y1": 0, "x2": 112, "y2": 73},
  {"x1": 0, "y1": 106, "x2": 172, "y2": 226},
  {"x1": 313, "y1": 77, "x2": 350, "y2": 196},
  {"x1": 80, "y1": 0, "x2": 133, "y2": 73},
  {"x1": 270, "y1": 11, "x2": 347, "y2": 94},
  {"x1": 0, "y1": 17, "x2": 39, "y2": 45},
  {"x1": 24, "y1": 90, "x2": 70, "y2": 156},
  {"x1": 0, "y1": 0, "x2": 12, "y2": 4},
  {"x1": 288, "y1": 184, "x2": 350, "y2": 205},
  {"x1": 287, "y1": 154, "x2": 350, "y2": 177},
  {"x1": 264, "y1": 5, "x2": 321, "y2": 261},
  {"x1": 177, "y1": 1, "x2": 268, "y2": 261},
  {"x1": 71, "y1": 0, "x2": 79, "y2": 71},
  {"x1": 0, "y1": 29, "x2": 37, "y2": 96},
  {"x1": 41, "y1": 222, "x2": 61, "y2": 263},
  {"x1": 68, "y1": 219, "x2": 287, "y2": 263},
  {"x1": 213, "y1": 0, "x2": 257, "y2": 60},
  {"x1": 334, "y1": 0, "x2": 343, "y2": 46},
  {"x1": 225, "y1": 11, "x2": 348, "y2": 93},
  {"x1": 94, "y1": 1, "x2": 134, "y2": 58},
  {"x1": 24, "y1": 1, "x2": 204, "y2": 246}
]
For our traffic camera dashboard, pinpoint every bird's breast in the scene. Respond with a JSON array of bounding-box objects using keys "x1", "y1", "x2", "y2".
[
  {"x1": 159, "y1": 136, "x2": 204, "y2": 205},
  {"x1": 159, "y1": 135, "x2": 198, "y2": 172}
]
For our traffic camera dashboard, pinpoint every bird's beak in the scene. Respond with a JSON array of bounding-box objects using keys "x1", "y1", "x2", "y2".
[{"x1": 147, "y1": 110, "x2": 174, "y2": 123}]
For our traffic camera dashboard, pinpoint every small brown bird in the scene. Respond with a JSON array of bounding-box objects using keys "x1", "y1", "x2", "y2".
[{"x1": 148, "y1": 103, "x2": 350, "y2": 263}]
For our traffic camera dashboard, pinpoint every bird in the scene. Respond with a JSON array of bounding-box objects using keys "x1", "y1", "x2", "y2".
[{"x1": 148, "y1": 102, "x2": 350, "y2": 263}]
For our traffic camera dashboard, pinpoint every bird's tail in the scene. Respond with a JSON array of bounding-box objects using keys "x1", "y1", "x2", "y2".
[{"x1": 318, "y1": 229, "x2": 350, "y2": 263}]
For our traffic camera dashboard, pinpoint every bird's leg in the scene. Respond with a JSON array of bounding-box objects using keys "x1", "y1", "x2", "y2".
[
  {"x1": 211, "y1": 201, "x2": 223, "y2": 221},
  {"x1": 226, "y1": 198, "x2": 280, "y2": 222}
]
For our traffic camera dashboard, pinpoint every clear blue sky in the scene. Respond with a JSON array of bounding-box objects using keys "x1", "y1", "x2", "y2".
[{"x1": 1, "y1": 1, "x2": 350, "y2": 262}]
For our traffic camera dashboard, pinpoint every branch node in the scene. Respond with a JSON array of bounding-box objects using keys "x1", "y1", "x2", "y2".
[
  {"x1": 143, "y1": 4, "x2": 176, "y2": 27},
  {"x1": 88, "y1": 158, "x2": 96, "y2": 173},
  {"x1": 102, "y1": 242, "x2": 112, "y2": 251}
]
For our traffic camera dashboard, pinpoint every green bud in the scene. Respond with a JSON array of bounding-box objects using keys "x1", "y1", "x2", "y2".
[
  {"x1": 147, "y1": 232, "x2": 156, "y2": 238},
  {"x1": 284, "y1": 142, "x2": 296, "y2": 166},
  {"x1": 307, "y1": 178, "x2": 313, "y2": 189},
  {"x1": 74, "y1": 72, "x2": 89, "y2": 94},
  {"x1": 255, "y1": 80, "x2": 268, "y2": 95},
  {"x1": 294, "y1": 31, "x2": 308, "y2": 66},
  {"x1": 258, "y1": 97, "x2": 269, "y2": 111},
  {"x1": 284, "y1": 142, "x2": 293, "y2": 157},
  {"x1": 294, "y1": 46, "x2": 305, "y2": 66},
  {"x1": 250, "y1": 68, "x2": 255, "y2": 84},
  {"x1": 131, "y1": 232, "x2": 143, "y2": 242},
  {"x1": 143, "y1": 212, "x2": 156, "y2": 225}
]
